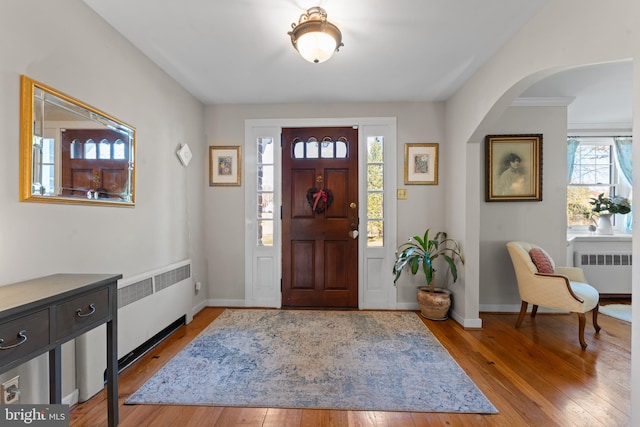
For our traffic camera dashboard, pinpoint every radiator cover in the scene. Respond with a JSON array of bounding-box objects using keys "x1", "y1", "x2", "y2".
[
  {"x1": 575, "y1": 252, "x2": 632, "y2": 295},
  {"x1": 75, "y1": 259, "x2": 193, "y2": 402}
]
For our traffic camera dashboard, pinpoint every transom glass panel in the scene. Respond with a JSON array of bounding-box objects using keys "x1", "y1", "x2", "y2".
[
  {"x1": 84, "y1": 140, "x2": 96, "y2": 159},
  {"x1": 293, "y1": 137, "x2": 348, "y2": 159},
  {"x1": 98, "y1": 139, "x2": 110, "y2": 159},
  {"x1": 114, "y1": 140, "x2": 125, "y2": 159}
]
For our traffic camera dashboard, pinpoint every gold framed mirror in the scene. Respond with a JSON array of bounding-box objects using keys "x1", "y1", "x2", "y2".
[{"x1": 20, "y1": 75, "x2": 136, "y2": 206}]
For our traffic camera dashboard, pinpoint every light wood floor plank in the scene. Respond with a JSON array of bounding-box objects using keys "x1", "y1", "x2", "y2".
[
  {"x1": 263, "y1": 408, "x2": 303, "y2": 427},
  {"x1": 214, "y1": 407, "x2": 268, "y2": 426},
  {"x1": 300, "y1": 409, "x2": 350, "y2": 426},
  {"x1": 183, "y1": 407, "x2": 225, "y2": 427}
]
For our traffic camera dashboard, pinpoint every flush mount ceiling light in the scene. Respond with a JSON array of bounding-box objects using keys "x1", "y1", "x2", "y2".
[{"x1": 288, "y1": 6, "x2": 343, "y2": 64}]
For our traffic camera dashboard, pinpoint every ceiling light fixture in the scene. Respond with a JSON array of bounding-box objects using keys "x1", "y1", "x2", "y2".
[{"x1": 288, "y1": 6, "x2": 343, "y2": 64}]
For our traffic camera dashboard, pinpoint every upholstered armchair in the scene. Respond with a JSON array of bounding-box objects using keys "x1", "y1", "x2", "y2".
[{"x1": 506, "y1": 241, "x2": 601, "y2": 350}]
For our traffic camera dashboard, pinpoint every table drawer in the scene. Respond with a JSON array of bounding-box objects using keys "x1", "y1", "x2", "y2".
[
  {"x1": 56, "y1": 287, "x2": 110, "y2": 340},
  {"x1": 0, "y1": 309, "x2": 50, "y2": 367}
]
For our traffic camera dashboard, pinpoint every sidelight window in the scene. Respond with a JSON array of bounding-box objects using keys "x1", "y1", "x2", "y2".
[
  {"x1": 32, "y1": 136, "x2": 55, "y2": 195},
  {"x1": 367, "y1": 136, "x2": 384, "y2": 246},
  {"x1": 257, "y1": 137, "x2": 275, "y2": 246}
]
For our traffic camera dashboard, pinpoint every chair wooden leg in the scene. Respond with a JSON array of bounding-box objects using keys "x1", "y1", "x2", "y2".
[
  {"x1": 578, "y1": 312, "x2": 587, "y2": 350},
  {"x1": 531, "y1": 305, "x2": 539, "y2": 318},
  {"x1": 515, "y1": 301, "x2": 528, "y2": 328},
  {"x1": 593, "y1": 304, "x2": 601, "y2": 333}
]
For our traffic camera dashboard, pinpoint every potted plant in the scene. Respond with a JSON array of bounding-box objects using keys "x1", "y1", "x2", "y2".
[
  {"x1": 392, "y1": 229, "x2": 464, "y2": 320},
  {"x1": 589, "y1": 193, "x2": 631, "y2": 234}
]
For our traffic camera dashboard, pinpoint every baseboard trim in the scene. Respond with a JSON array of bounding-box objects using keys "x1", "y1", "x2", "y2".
[
  {"x1": 63, "y1": 389, "x2": 79, "y2": 406},
  {"x1": 396, "y1": 302, "x2": 419, "y2": 311},
  {"x1": 192, "y1": 300, "x2": 208, "y2": 317},
  {"x1": 206, "y1": 299, "x2": 247, "y2": 307},
  {"x1": 480, "y1": 303, "x2": 569, "y2": 313},
  {"x1": 450, "y1": 310, "x2": 483, "y2": 329}
]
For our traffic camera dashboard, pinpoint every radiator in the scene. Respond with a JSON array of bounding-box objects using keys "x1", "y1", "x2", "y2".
[
  {"x1": 75, "y1": 259, "x2": 194, "y2": 402},
  {"x1": 575, "y1": 252, "x2": 632, "y2": 295}
]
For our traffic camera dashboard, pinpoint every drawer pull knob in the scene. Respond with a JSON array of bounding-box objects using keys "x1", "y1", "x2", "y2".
[
  {"x1": 76, "y1": 303, "x2": 96, "y2": 318},
  {"x1": 0, "y1": 330, "x2": 27, "y2": 350}
]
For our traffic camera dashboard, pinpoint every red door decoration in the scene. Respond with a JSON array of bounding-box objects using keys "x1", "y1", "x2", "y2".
[{"x1": 306, "y1": 187, "x2": 333, "y2": 213}]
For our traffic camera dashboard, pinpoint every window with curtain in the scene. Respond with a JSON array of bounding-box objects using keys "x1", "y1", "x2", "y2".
[{"x1": 567, "y1": 135, "x2": 632, "y2": 230}]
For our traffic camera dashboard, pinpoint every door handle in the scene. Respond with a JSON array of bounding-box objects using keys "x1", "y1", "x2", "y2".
[{"x1": 349, "y1": 202, "x2": 358, "y2": 239}]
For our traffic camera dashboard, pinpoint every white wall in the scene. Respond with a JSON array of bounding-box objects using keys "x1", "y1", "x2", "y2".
[
  {"x1": 204, "y1": 102, "x2": 447, "y2": 306},
  {"x1": 3, "y1": 0, "x2": 636, "y2": 417},
  {"x1": 0, "y1": 0, "x2": 207, "y2": 403},
  {"x1": 479, "y1": 105, "x2": 568, "y2": 311},
  {"x1": 445, "y1": 0, "x2": 639, "y2": 422}
]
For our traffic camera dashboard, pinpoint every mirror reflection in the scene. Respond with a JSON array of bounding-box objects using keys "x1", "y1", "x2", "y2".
[{"x1": 20, "y1": 75, "x2": 135, "y2": 206}]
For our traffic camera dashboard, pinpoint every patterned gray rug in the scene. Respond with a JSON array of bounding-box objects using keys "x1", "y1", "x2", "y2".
[{"x1": 126, "y1": 309, "x2": 498, "y2": 413}]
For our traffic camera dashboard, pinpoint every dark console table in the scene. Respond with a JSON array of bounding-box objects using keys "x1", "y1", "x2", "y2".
[{"x1": 0, "y1": 274, "x2": 121, "y2": 427}]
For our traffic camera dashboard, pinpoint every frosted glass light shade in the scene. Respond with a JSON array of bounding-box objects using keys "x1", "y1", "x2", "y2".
[{"x1": 296, "y1": 31, "x2": 338, "y2": 63}]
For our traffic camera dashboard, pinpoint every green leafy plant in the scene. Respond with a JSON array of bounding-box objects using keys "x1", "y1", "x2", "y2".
[
  {"x1": 589, "y1": 193, "x2": 631, "y2": 215},
  {"x1": 392, "y1": 229, "x2": 464, "y2": 292}
]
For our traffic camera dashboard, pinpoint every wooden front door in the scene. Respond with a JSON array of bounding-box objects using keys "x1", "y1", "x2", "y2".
[
  {"x1": 61, "y1": 129, "x2": 130, "y2": 200},
  {"x1": 282, "y1": 127, "x2": 359, "y2": 308}
]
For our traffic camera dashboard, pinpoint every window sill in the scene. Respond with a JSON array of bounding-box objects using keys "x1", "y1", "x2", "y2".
[{"x1": 567, "y1": 233, "x2": 632, "y2": 242}]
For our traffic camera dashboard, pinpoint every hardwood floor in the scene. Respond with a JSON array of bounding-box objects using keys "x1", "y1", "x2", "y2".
[{"x1": 70, "y1": 304, "x2": 631, "y2": 426}]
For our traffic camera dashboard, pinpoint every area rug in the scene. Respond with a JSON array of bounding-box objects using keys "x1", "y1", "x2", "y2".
[
  {"x1": 126, "y1": 309, "x2": 498, "y2": 413},
  {"x1": 600, "y1": 304, "x2": 632, "y2": 323}
]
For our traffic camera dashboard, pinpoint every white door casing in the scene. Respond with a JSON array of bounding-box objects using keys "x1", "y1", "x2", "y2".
[{"x1": 244, "y1": 118, "x2": 398, "y2": 309}]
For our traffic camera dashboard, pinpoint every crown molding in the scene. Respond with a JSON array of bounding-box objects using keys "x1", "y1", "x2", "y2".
[
  {"x1": 511, "y1": 96, "x2": 576, "y2": 107},
  {"x1": 567, "y1": 123, "x2": 632, "y2": 134}
]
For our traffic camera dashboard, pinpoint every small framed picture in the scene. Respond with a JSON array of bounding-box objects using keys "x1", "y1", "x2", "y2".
[
  {"x1": 485, "y1": 134, "x2": 542, "y2": 202},
  {"x1": 209, "y1": 146, "x2": 241, "y2": 186},
  {"x1": 404, "y1": 143, "x2": 439, "y2": 185}
]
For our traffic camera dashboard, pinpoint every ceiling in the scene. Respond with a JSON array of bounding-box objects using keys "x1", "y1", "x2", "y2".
[
  {"x1": 521, "y1": 61, "x2": 632, "y2": 130},
  {"x1": 82, "y1": 0, "x2": 631, "y2": 127}
]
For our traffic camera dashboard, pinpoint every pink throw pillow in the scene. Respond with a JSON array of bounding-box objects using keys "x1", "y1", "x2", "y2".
[{"x1": 529, "y1": 248, "x2": 554, "y2": 274}]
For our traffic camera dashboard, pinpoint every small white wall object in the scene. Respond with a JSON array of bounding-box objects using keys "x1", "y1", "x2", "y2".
[{"x1": 177, "y1": 143, "x2": 193, "y2": 166}]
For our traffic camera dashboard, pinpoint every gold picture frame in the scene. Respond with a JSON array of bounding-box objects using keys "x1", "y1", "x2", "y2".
[
  {"x1": 485, "y1": 134, "x2": 542, "y2": 202},
  {"x1": 209, "y1": 146, "x2": 241, "y2": 186},
  {"x1": 404, "y1": 143, "x2": 439, "y2": 185}
]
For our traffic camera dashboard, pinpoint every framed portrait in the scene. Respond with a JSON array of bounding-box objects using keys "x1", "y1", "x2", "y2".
[
  {"x1": 404, "y1": 143, "x2": 439, "y2": 185},
  {"x1": 209, "y1": 146, "x2": 241, "y2": 186},
  {"x1": 485, "y1": 134, "x2": 542, "y2": 202}
]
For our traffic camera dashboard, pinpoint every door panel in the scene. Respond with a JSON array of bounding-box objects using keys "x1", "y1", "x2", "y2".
[
  {"x1": 325, "y1": 169, "x2": 348, "y2": 218},
  {"x1": 70, "y1": 168, "x2": 93, "y2": 196},
  {"x1": 282, "y1": 126, "x2": 358, "y2": 308},
  {"x1": 291, "y1": 169, "x2": 315, "y2": 218},
  {"x1": 324, "y1": 240, "x2": 351, "y2": 288},
  {"x1": 291, "y1": 241, "x2": 315, "y2": 289}
]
